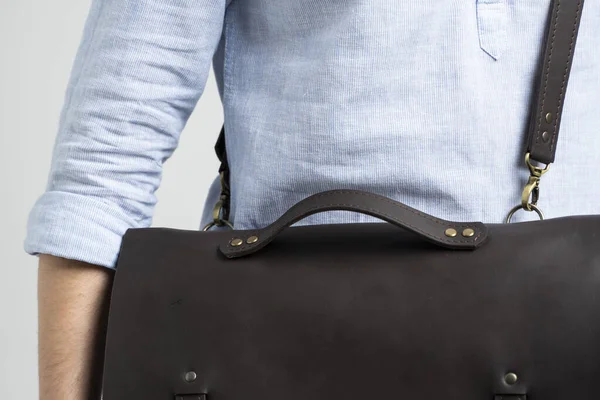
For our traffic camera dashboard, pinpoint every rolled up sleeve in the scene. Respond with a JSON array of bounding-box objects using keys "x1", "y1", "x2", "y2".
[{"x1": 24, "y1": 0, "x2": 227, "y2": 268}]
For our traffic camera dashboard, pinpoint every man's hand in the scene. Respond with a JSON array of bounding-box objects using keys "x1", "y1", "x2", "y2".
[{"x1": 38, "y1": 254, "x2": 113, "y2": 400}]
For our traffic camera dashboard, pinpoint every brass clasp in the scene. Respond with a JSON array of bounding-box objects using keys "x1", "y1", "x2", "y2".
[
  {"x1": 525, "y1": 152, "x2": 550, "y2": 177},
  {"x1": 202, "y1": 171, "x2": 234, "y2": 231},
  {"x1": 521, "y1": 152, "x2": 550, "y2": 211},
  {"x1": 505, "y1": 153, "x2": 550, "y2": 224},
  {"x1": 521, "y1": 175, "x2": 540, "y2": 211}
]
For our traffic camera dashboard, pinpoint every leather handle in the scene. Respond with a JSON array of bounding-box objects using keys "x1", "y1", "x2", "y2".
[{"x1": 219, "y1": 190, "x2": 489, "y2": 258}]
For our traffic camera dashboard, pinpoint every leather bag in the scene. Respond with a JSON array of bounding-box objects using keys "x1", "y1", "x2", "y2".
[{"x1": 102, "y1": 0, "x2": 597, "y2": 398}]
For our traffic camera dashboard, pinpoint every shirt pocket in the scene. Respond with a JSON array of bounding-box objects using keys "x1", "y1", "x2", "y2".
[{"x1": 476, "y1": 0, "x2": 508, "y2": 60}]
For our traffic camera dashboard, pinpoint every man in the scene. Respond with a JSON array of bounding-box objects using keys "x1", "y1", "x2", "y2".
[{"x1": 25, "y1": 0, "x2": 599, "y2": 398}]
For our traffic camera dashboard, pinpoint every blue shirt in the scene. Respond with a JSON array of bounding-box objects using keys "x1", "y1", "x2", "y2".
[{"x1": 24, "y1": 0, "x2": 600, "y2": 269}]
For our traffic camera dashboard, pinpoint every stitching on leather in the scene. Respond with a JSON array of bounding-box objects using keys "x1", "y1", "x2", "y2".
[
  {"x1": 278, "y1": 203, "x2": 476, "y2": 244},
  {"x1": 536, "y1": 0, "x2": 559, "y2": 146},
  {"x1": 276, "y1": 190, "x2": 475, "y2": 234},
  {"x1": 224, "y1": 190, "x2": 486, "y2": 254},
  {"x1": 224, "y1": 191, "x2": 484, "y2": 252},
  {"x1": 550, "y1": 0, "x2": 582, "y2": 154},
  {"x1": 226, "y1": 217, "x2": 484, "y2": 254},
  {"x1": 302, "y1": 190, "x2": 461, "y2": 227},
  {"x1": 226, "y1": 210, "x2": 480, "y2": 254}
]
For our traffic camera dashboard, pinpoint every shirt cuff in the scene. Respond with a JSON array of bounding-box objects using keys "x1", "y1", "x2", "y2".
[{"x1": 24, "y1": 191, "x2": 146, "y2": 269}]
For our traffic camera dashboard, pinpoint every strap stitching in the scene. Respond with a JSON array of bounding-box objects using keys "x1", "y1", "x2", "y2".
[
  {"x1": 225, "y1": 204, "x2": 482, "y2": 254},
  {"x1": 238, "y1": 203, "x2": 480, "y2": 246},
  {"x1": 550, "y1": 0, "x2": 582, "y2": 154},
  {"x1": 272, "y1": 190, "x2": 479, "y2": 235},
  {"x1": 223, "y1": 190, "x2": 485, "y2": 254},
  {"x1": 299, "y1": 190, "x2": 466, "y2": 228},
  {"x1": 536, "y1": 0, "x2": 559, "y2": 146}
]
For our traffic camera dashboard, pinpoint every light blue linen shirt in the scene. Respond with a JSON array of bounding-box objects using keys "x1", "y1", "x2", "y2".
[{"x1": 24, "y1": 0, "x2": 600, "y2": 269}]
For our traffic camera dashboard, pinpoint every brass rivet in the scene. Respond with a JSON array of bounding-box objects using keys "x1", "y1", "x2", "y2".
[
  {"x1": 184, "y1": 371, "x2": 197, "y2": 382},
  {"x1": 541, "y1": 131, "x2": 550, "y2": 142},
  {"x1": 247, "y1": 235, "x2": 259, "y2": 244},
  {"x1": 545, "y1": 112, "x2": 553, "y2": 123},
  {"x1": 230, "y1": 238, "x2": 243, "y2": 247},
  {"x1": 462, "y1": 228, "x2": 475, "y2": 237},
  {"x1": 504, "y1": 372, "x2": 518, "y2": 385},
  {"x1": 445, "y1": 228, "x2": 457, "y2": 238}
]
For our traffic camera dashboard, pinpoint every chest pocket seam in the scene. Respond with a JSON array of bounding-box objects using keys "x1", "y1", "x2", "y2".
[{"x1": 476, "y1": 0, "x2": 509, "y2": 60}]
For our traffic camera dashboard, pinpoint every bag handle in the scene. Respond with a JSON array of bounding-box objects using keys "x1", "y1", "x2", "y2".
[
  {"x1": 209, "y1": 0, "x2": 585, "y2": 229},
  {"x1": 219, "y1": 190, "x2": 488, "y2": 258}
]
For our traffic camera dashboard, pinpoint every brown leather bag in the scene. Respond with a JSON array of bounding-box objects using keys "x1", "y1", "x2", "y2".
[{"x1": 102, "y1": 1, "x2": 597, "y2": 399}]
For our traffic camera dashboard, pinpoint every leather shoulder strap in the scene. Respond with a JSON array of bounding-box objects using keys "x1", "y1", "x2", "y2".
[{"x1": 526, "y1": 0, "x2": 584, "y2": 165}]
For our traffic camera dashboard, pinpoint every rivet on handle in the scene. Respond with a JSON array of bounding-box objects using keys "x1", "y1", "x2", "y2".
[
  {"x1": 230, "y1": 238, "x2": 243, "y2": 247},
  {"x1": 462, "y1": 228, "x2": 475, "y2": 237},
  {"x1": 445, "y1": 228, "x2": 457, "y2": 238}
]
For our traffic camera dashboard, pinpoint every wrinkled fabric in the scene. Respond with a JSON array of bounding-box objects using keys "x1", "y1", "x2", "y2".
[{"x1": 24, "y1": 0, "x2": 600, "y2": 268}]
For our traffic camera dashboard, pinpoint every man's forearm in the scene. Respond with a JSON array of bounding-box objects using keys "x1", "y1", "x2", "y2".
[{"x1": 38, "y1": 254, "x2": 113, "y2": 400}]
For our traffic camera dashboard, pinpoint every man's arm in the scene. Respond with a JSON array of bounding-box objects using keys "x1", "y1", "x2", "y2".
[
  {"x1": 38, "y1": 255, "x2": 113, "y2": 400},
  {"x1": 25, "y1": 0, "x2": 227, "y2": 397}
]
